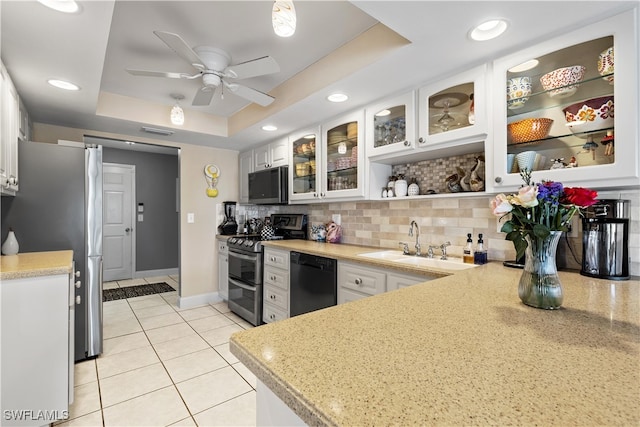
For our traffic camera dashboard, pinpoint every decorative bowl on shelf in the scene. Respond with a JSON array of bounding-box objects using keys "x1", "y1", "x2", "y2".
[
  {"x1": 515, "y1": 151, "x2": 537, "y2": 172},
  {"x1": 563, "y1": 96, "x2": 614, "y2": 135},
  {"x1": 540, "y1": 65, "x2": 586, "y2": 98},
  {"x1": 597, "y1": 46, "x2": 614, "y2": 84},
  {"x1": 507, "y1": 118, "x2": 554, "y2": 144},
  {"x1": 507, "y1": 76, "x2": 532, "y2": 109}
]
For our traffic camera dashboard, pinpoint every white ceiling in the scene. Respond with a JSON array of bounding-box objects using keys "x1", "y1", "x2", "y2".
[{"x1": 1, "y1": 1, "x2": 636, "y2": 152}]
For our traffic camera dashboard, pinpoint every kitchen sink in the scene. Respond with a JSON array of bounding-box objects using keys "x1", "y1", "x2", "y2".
[
  {"x1": 394, "y1": 256, "x2": 478, "y2": 270},
  {"x1": 357, "y1": 250, "x2": 406, "y2": 260},
  {"x1": 358, "y1": 250, "x2": 478, "y2": 270}
]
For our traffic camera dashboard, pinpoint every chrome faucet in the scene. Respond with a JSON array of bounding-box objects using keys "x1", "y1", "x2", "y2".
[
  {"x1": 440, "y1": 241, "x2": 452, "y2": 260},
  {"x1": 409, "y1": 220, "x2": 421, "y2": 256}
]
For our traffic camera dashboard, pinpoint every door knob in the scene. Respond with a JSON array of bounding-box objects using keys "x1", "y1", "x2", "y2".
[{"x1": 125, "y1": 227, "x2": 132, "y2": 233}]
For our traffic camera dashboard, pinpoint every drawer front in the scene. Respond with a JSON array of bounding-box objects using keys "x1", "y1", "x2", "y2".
[
  {"x1": 264, "y1": 285, "x2": 288, "y2": 310},
  {"x1": 386, "y1": 272, "x2": 429, "y2": 291},
  {"x1": 338, "y1": 263, "x2": 386, "y2": 296},
  {"x1": 263, "y1": 302, "x2": 288, "y2": 323},
  {"x1": 338, "y1": 287, "x2": 371, "y2": 304},
  {"x1": 264, "y1": 248, "x2": 290, "y2": 270},
  {"x1": 263, "y1": 265, "x2": 289, "y2": 290}
]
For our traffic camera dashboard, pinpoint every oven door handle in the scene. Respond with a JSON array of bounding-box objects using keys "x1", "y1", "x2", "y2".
[
  {"x1": 229, "y1": 251, "x2": 258, "y2": 262},
  {"x1": 229, "y1": 277, "x2": 257, "y2": 291}
]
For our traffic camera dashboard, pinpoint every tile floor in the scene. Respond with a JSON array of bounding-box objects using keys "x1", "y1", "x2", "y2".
[{"x1": 58, "y1": 276, "x2": 257, "y2": 427}]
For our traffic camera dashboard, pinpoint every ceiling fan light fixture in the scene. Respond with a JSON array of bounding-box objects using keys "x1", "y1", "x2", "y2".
[
  {"x1": 37, "y1": 0, "x2": 79, "y2": 13},
  {"x1": 47, "y1": 79, "x2": 80, "y2": 91},
  {"x1": 469, "y1": 19, "x2": 508, "y2": 41},
  {"x1": 272, "y1": 1, "x2": 296, "y2": 38},
  {"x1": 170, "y1": 94, "x2": 185, "y2": 126}
]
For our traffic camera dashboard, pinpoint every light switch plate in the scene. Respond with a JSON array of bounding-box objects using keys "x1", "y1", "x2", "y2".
[
  {"x1": 332, "y1": 214, "x2": 341, "y2": 225},
  {"x1": 187, "y1": 213, "x2": 195, "y2": 223}
]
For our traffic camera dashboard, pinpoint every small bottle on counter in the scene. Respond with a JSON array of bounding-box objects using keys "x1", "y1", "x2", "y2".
[
  {"x1": 474, "y1": 233, "x2": 487, "y2": 265},
  {"x1": 463, "y1": 233, "x2": 474, "y2": 264},
  {"x1": 243, "y1": 218, "x2": 250, "y2": 235}
]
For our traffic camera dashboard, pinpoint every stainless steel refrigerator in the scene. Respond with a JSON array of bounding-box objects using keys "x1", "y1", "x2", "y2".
[{"x1": 0, "y1": 141, "x2": 103, "y2": 361}]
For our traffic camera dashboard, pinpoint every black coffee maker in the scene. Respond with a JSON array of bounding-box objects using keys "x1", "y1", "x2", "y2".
[{"x1": 218, "y1": 201, "x2": 238, "y2": 235}]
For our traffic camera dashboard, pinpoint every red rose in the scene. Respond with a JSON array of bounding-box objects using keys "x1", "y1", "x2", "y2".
[{"x1": 562, "y1": 187, "x2": 598, "y2": 207}]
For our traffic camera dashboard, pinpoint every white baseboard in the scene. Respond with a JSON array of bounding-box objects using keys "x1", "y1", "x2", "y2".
[
  {"x1": 134, "y1": 268, "x2": 179, "y2": 279},
  {"x1": 178, "y1": 291, "x2": 223, "y2": 309}
]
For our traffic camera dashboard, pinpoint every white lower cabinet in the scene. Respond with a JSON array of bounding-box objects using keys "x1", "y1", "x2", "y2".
[
  {"x1": 338, "y1": 262, "x2": 386, "y2": 303},
  {"x1": 1, "y1": 272, "x2": 74, "y2": 426},
  {"x1": 338, "y1": 261, "x2": 434, "y2": 304},
  {"x1": 263, "y1": 248, "x2": 290, "y2": 323}
]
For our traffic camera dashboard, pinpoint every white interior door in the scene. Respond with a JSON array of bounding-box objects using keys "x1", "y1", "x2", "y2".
[{"x1": 103, "y1": 164, "x2": 135, "y2": 282}]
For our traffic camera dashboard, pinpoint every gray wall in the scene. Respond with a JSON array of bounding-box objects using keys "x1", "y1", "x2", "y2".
[{"x1": 103, "y1": 147, "x2": 179, "y2": 272}]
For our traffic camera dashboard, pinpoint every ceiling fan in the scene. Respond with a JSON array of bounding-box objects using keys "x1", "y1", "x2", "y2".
[{"x1": 126, "y1": 31, "x2": 280, "y2": 107}]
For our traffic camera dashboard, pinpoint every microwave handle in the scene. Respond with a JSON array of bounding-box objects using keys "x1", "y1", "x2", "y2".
[
  {"x1": 229, "y1": 251, "x2": 258, "y2": 262},
  {"x1": 229, "y1": 277, "x2": 257, "y2": 291}
]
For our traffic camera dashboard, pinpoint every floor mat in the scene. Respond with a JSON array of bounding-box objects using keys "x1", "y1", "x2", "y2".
[{"x1": 103, "y1": 282, "x2": 175, "y2": 302}]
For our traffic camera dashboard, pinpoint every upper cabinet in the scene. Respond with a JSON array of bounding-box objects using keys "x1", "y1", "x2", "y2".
[
  {"x1": 254, "y1": 138, "x2": 288, "y2": 170},
  {"x1": 488, "y1": 9, "x2": 639, "y2": 191},
  {"x1": 238, "y1": 149, "x2": 254, "y2": 204},
  {"x1": 365, "y1": 92, "x2": 416, "y2": 159},
  {"x1": 289, "y1": 127, "x2": 320, "y2": 203},
  {"x1": 417, "y1": 64, "x2": 488, "y2": 150},
  {"x1": 1, "y1": 63, "x2": 20, "y2": 195},
  {"x1": 289, "y1": 111, "x2": 366, "y2": 203}
]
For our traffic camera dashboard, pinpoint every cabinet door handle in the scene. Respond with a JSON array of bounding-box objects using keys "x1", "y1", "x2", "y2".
[
  {"x1": 270, "y1": 295, "x2": 276, "y2": 299},
  {"x1": 495, "y1": 176, "x2": 503, "y2": 183},
  {"x1": 404, "y1": 140, "x2": 411, "y2": 147},
  {"x1": 418, "y1": 137, "x2": 425, "y2": 143},
  {"x1": 270, "y1": 314, "x2": 276, "y2": 320},
  {"x1": 313, "y1": 193, "x2": 318, "y2": 198},
  {"x1": 355, "y1": 278, "x2": 363, "y2": 286},
  {"x1": 320, "y1": 192, "x2": 326, "y2": 197}
]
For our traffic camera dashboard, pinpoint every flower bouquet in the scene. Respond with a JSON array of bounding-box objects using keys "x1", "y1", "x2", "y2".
[{"x1": 491, "y1": 170, "x2": 598, "y2": 309}]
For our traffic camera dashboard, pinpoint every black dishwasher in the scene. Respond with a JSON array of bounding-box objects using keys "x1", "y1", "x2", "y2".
[{"x1": 290, "y1": 251, "x2": 337, "y2": 317}]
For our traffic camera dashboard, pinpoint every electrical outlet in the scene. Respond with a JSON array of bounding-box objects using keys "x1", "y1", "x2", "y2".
[
  {"x1": 332, "y1": 214, "x2": 341, "y2": 225},
  {"x1": 568, "y1": 216, "x2": 580, "y2": 238}
]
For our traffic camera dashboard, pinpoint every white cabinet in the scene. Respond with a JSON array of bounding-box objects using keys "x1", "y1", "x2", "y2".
[
  {"x1": 1, "y1": 272, "x2": 74, "y2": 426},
  {"x1": 263, "y1": 247, "x2": 290, "y2": 323},
  {"x1": 365, "y1": 91, "x2": 417, "y2": 159},
  {"x1": 238, "y1": 150, "x2": 254, "y2": 204},
  {"x1": 217, "y1": 240, "x2": 228, "y2": 301},
  {"x1": 488, "y1": 9, "x2": 639, "y2": 191},
  {"x1": 337, "y1": 261, "x2": 386, "y2": 303},
  {"x1": 386, "y1": 271, "x2": 427, "y2": 291},
  {"x1": 417, "y1": 64, "x2": 488, "y2": 153},
  {"x1": 1, "y1": 62, "x2": 19, "y2": 195},
  {"x1": 255, "y1": 138, "x2": 288, "y2": 170}
]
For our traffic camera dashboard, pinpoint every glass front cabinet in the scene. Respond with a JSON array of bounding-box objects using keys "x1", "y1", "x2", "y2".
[
  {"x1": 417, "y1": 64, "x2": 488, "y2": 150},
  {"x1": 488, "y1": 9, "x2": 639, "y2": 191},
  {"x1": 365, "y1": 91, "x2": 416, "y2": 159},
  {"x1": 289, "y1": 111, "x2": 366, "y2": 203}
]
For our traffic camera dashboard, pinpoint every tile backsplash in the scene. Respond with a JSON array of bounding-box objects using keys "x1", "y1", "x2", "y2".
[{"x1": 309, "y1": 188, "x2": 639, "y2": 276}]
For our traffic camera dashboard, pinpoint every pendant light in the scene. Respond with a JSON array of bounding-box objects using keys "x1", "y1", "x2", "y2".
[
  {"x1": 272, "y1": 1, "x2": 296, "y2": 38},
  {"x1": 170, "y1": 94, "x2": 185, "y2": 126}
]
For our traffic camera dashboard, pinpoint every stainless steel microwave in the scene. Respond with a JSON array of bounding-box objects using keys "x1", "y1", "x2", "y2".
[{"x1": 248, "y1": 166, "x2": 288, "y2": 205}]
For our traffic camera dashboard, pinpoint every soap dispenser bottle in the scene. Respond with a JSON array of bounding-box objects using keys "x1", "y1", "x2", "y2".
[
  {"x1": 463, "y1": 233, "x2": 474, "y2": 264},
  {"x1": 474, "y1": 233, "x2": 487, "y2": 265}
]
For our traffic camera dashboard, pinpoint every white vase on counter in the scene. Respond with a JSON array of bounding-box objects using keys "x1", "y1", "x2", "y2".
[
  {"x1": 394, "y1": 176, "x2": 408, "y2": 197},
  {"x1": 2, "y1": 229, "x2": 19, "y2": 255}
]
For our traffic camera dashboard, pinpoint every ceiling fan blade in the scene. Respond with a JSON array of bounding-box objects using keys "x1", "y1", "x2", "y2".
[
  {"x1": 126, "y1": 69, "x2": 187, "y2": 79},
  {"x1": 153, "y1": 30, "x2": 206, "y2": 71},
  {"x1": 225, "y1": 82, "x2": 275, "y2": 107},
  {"x1": 193, "y1": 87, "x2": 215, "y2": 106},
  {"x1": 225, "y1": 56, "x2": 280, "y2": 80}
]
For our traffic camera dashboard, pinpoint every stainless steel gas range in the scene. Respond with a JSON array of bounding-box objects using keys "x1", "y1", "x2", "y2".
[{"x1": 227, "y1": 213, "x2": 307, "y2": 326}]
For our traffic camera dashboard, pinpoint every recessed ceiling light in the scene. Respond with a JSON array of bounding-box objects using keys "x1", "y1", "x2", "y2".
[
  {"x1": 509, "y1": 59, "x2": 539, "y2": 73},
  {"x1": 469, "y1": 19, "x2": 508, "y2": 41},
  {"x1": 327, "y1": 93, "x2": 348, "y2": 103},
  {"x1": 37, "y1": 0, "x2": 79, "y2": 13},
  {"x1": 375, "y1": 109, "x2": 391, "y2": 117},
  {"x1": 262, "y1": 125, "x2": 278, "y2": 131},
  {"x1": 303, "y1": 134, "x2": 315, "y2": 139},
  {"x1": 47, "y1": 79, "x2": 80, "y2": 91}
]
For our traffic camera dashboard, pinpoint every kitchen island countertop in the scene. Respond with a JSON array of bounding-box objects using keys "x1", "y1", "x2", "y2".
[
  {"x1": 0, "y1": 250, "x2": 74, "y2": 280},
  {"x1": 230, "y1": 242, "x2": 640, "y2": 426}
]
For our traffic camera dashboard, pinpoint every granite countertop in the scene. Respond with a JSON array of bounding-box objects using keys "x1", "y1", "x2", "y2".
[
  {"x1": 0, "y1": 250, "x2": 74, "y2": 280},
  {"x1": 230, "y1": 242, "x2": 640, "y2": 426}
]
